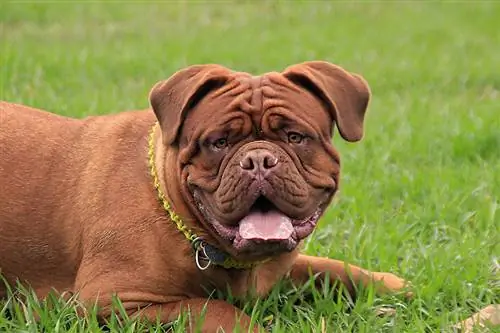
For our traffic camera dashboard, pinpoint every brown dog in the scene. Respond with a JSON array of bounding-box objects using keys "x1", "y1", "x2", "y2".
[{"x1": 0, "y1": 61, "x2": 409, "y2": 332}]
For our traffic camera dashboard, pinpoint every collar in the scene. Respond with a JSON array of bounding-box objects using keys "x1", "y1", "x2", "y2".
[{"x1": 147, "y1": 122, "x2": 264, "y2": 270}]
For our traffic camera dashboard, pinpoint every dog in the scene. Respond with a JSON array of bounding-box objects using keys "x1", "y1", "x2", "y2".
[{"x1": 0, "y1": 61, "x2": 410, "y2": 332}]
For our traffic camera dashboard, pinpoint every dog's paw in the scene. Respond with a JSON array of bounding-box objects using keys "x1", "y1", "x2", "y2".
[
  {"x1": 452, "y1": 304, "x2": 500, "y2": 332},
  {"x1": 371, "y1": 272, "x2": 413, "y2": 298}
]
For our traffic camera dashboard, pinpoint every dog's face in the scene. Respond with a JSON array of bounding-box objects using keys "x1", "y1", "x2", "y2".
[{"x1": 150, "y1": 62, "x2": 370, "y2": 260}]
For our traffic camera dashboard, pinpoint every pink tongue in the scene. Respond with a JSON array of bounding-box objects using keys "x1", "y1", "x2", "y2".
[{"x1": 239, "y1": 210, "x2": 294, "y2": 241}]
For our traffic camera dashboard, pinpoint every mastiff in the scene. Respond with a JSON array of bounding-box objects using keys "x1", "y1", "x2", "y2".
[{"x1": 0, "y1": 61, "x2": 410, "y2": 332}]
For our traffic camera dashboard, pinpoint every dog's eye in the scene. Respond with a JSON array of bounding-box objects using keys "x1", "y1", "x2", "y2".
[
  {"x1": 212, "y1": 138, "x2": 228, "y2": 150},
  {"x1": 287, "y1": 132, "x2": 304, "y2": 144}
]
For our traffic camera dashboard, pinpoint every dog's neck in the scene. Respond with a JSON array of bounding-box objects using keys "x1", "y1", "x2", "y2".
[{"x1": 151, "y1": 124, "x2": 194, "y2": 224}]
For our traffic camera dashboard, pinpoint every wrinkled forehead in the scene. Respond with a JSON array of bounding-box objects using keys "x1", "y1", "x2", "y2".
[{"x1": 180, "y1": 72, "x2": 332, "y2": 139}]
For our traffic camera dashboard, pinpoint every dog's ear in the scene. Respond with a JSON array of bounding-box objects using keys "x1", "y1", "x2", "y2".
[
  {"x1": 283, "y1": 61, "x2": 371, "y2": 142},
  {"x1": 149, "y1": 64, "x2": 232, "y2": 145}
]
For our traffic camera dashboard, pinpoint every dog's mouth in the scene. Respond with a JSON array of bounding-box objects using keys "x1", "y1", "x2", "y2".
[{"x1": 194, "y1": 193, "x2": 321, "y2": 257}]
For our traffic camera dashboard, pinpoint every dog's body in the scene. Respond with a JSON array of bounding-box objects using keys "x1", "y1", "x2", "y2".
[{"x1": 0, "y1": 62, "x2": 409, "y2": 332}]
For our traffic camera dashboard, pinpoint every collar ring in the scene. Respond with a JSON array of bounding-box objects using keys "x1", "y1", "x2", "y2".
[{"x1": 195, "y1": 243, "x2": 212, "y2": 271}]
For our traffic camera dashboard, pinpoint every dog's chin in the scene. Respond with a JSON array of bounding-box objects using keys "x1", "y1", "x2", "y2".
[{"x1": 193, "y1": 193, "x2": 321, "y2": 259}]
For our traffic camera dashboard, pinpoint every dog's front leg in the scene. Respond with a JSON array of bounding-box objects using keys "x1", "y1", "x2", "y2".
[
  {"x1": 119, "y1": 298, "x2": 262, "y2": 333},
  {"x1": 288, "y1": 254, "x2": 410, "y2": 298}
]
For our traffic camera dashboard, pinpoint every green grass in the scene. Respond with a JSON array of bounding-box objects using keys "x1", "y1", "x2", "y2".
[{"x1": 1, "y1": 1, "x2": 499, "y2": 332}]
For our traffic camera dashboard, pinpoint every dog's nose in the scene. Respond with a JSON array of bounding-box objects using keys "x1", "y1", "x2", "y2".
[{"x1": 239, "y1": 149, "x2": 279, "y2": 173}]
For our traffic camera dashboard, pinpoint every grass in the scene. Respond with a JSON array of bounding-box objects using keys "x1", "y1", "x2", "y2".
[{"x1": 1, "y1": 1, "x2": 499, "y2": 332}]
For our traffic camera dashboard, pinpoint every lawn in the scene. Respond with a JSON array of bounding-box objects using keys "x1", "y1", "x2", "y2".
[{"x1": 1, "y1": 1, "x2": 499, "y2": 332}]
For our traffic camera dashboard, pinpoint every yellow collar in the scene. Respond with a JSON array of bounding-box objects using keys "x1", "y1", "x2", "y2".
[{"x1": 147, "y1": 123, "x2": 264, "y2": 270}]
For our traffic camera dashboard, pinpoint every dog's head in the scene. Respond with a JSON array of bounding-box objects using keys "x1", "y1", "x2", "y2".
[{"x1": 150, "y1": 61, "x2": 370, "y2": 260}]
